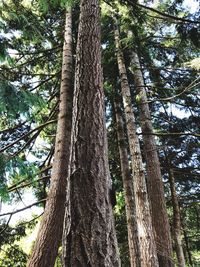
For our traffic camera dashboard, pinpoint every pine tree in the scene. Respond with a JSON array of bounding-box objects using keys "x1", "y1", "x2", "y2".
[
  {"x1": 168, "y1": 168, "x2": 186, "y2": 267},
  {"x1": 62, "y1": 1, "x2": 120, "y2": 266},
  {"x1": 114, "y1": 21, "x2": 159, "y2": 267},
  {"x1": 27, "y1": 8, "x2": 73, "y2": 267},
  {"x1": 113, "y1": 91, "x2": 140, "y2": 267},
  {"x1": 129, "y1": 49, "x2": 173, "y2": 267}
]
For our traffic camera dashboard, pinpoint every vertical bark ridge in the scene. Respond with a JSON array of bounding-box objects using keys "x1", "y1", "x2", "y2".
[
  {"x1": 130, "y1": 50, "x2": 173, "y2": 267},
  {"x1": 114, "y1": 21, "x2": 159, "y2": 267},
  {"x1": 27, "y1": 9, "x2": 73, "y2": 267},
  {"x1": 62, "y1": 1, "x2": 120, "y2": 266},
  {"x1": 113, "y1": 93, "x2": 141, "y2": 267}
]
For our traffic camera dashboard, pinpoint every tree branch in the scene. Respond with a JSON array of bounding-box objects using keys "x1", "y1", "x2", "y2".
[
  {"x1": 8, "y1": 176, "x2": 51, "y2": 193},
  {"x1": 0, "y1": 119, "x2": 56, "y2": 154},
  {"x1": 11, "y1": 130, "x2": 41, "y2": 158},
  {"x1": 140, "y1": 132, "x2": 200, "y2": 137},
  {"x1": 8, "y1": 45, "x2": 62, "y2": 56},
  {"x1": 148, "y1": 76, "x2": 200, "y2": 103},
  {"x1": 8, "y1": 165, "x2": 52, "y2": 192},
  {"x1": 0, "y1": 199, "x2": 46, "y2": 217},
  {"x1": 126, "y1": 0, "x2": 200, "y2": 24},
  {"x1": 0, "y1": 121, "x2": 27, "y2": 134},
  {"x1": 29, "y1": 72, "x2": 60, "y2": 92},
  {"x1": 0, "y1": 214, "x2": 12, "y2": 235}
]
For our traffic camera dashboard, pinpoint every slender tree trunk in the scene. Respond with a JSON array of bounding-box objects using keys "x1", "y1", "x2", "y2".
[
  {"x1": 169, "y1": 168, "x2": 186, "y2": 267},
  {"x1": 183, "y1": 229, "x2": 193, "y2": 266},
  {"x1": 130, "y1": 51, "x2": 173, "y2": 267},
  {"x1": 114, "y1": 22, "x2": 159, "y2": 267},
  {"x1": 27, "y1": 9, "x2": 73, "y2": 267},
  {"x1": 113, "y1": 93, "x2": 140, "y2": 267},
  {"x1": 62, "y1": 1, "x2": 120, "y2": 266},
  {"x1": 195, "y1": 205, "x2": 200, "y2": 228}
]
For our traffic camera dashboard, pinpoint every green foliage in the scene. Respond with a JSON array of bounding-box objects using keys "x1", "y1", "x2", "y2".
[
  {"x1": 0, "y1": 154, "x2": 10, "y2": 202},
  {"x1": 0, "y1": 80, "x2": 46, "y2": 121},
  {"x1": 39, "y1": 0, "x2": 60, "y2": 12},
  {"x1": 54, "y1": 247, "x2": 62, "y2": 267},
  {"x1": 115, "y1": 192, "x2": 130, "y2": 267},
  {"x1": 0, "y1": 80, "x2": 23, "y2": 119},
  {"x1": 0, "y1": 36, "x2": 10, "y2": 63},
  {"x1": 38, "y1": 0, "x2": 77, "y2": 13},
  {"x1": 0, "y1": 153, "x2": 38, "y2": 203},
  {"x1": 0, "y1": 245, "x2": 27, "y2": 267},
  {"x1": 177, "y1": 24, "x2": 200, "y2": 48},
  {"x1": 0, "y1": 215, "x2": 40, "y2": 266},
  {"x1": 0, "y1": 222, "x2": 26, "y2": 247},
  {"x1": 21, "y1": 90, "x2": 46, "y2": 114}
]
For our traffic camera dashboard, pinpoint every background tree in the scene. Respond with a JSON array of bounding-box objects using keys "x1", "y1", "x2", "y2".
[
  {"x1": 27, "y1": 6, "x2": 73, "y2": 267},
  {"x1": 114, "y1": 19, "x2": 159, "y2": 266}
]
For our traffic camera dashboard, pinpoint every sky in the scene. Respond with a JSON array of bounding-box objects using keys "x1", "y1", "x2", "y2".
[
  {"x1": 1, "y1": 189, "x2": 43, "y2": 225},
  {"x1": 182, "y1": 0, "x2": 199, "y2": 13},
  {"x1": 151, "y1": 0, "x2": 199, "y2": 13}
]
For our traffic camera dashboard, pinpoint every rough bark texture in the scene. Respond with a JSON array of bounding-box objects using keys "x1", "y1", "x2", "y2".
[
  {"x1": 27, "y1": 10, "x2": 73, "y2": 267},
  {"x1": 62, "y1": 1, "x2": 120, "y2": 266},
  {"x1": 169, "y1": 169, "x2": 186, "y2": 267},
  {"x1": 114, "y1": 94, "x2": 140, "y2": 267},
  {"x1": 114, "y1": 23, "x2": 159, "y2": 267},
  {"x1": 130, "y1": 51, "x2": 173, "y2": 267}
]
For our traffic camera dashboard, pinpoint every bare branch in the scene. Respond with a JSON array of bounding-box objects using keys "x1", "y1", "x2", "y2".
[
  {"x1": 8, "y1": 176, "x2": 51, "y2": 193},
  {"x1": 148, "y1": 76, "x2": 200, "y2": 103},
  {"x1": 8, "y1": 45, "x2": 62, "y2": 56},
  {"x1": 140, "y1": 132, "x2": 200, "y2": 137},
  {"x1": 0, "y1": 121, "x2": 27, "y2": 134},
  {"x1": 0, "y1": 214, "x2": 12, "y2": 235},
  {"x1": 126, "y1": 0, "x2": 200, "y2": 24},
  {"x1": 0, "y1": 199, "x2": 46, "y2": 217},
  {"x1": 0, "y1": 119, "x2": 56, "y2": 154},
  {"x1": 10, "y1": 130, "x2": 41, "y2": 158},
  {"x1": 29, "y1": 72, "x2": 60, "y2": 92}
]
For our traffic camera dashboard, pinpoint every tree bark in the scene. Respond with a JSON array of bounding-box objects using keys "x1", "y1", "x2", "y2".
[
  {"x1": 27, "y1": 9, "x2": 73, "y2": 267},
  {"x1": 169, "y1": 168, "x2": 186, "y2": 267},
  {"x1": 113, "y1": 93, "x2": 140, "y2": 267},
  {"x1": 114, "y1": 22, "x2": 159, "y2": 267},
  {"x1": 62, "y1": 1, "x2": 120, "y2": 266},
  {"x1": 130, "y1": 51, "x2": 173, "y2": 267}
]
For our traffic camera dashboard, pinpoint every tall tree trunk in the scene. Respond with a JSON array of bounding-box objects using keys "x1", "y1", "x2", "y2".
[
  {"x1": 62, "y1": 1, "x2": 120, "y2": 266},
  {"x1": 169, "y1": 168, "x2": 186, "y2": 267},
  {"x1": 27, "y1": 9, "x2": 73, "y2": 267},
  {"x1": 113, "y1": 93, "x2": 140, "y2": 267},
  {"x1": 183, "y1": 228, "x2": 193, "y2": 266},
  {"x1": 130, "y1": 51, "x2": 173, "y2": 267},
  {"x1": 114, "y1": 22, "x2": 159, "y2": 267}
]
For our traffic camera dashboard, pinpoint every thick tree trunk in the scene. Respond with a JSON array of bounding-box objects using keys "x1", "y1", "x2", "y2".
[
  {"x1": 113, "y1": 93, "x2": 140, "y2": 267},
  {"x1": 62, "y1": 1, "x2": 120, "y2": 266},
  {"x1": 114, "y1": 23, "x2": 159, "y2": 267},
  {"x1": 169, "y1": 169, "x2": 186, "y2": 267},
  {"x1": 130, "y1": 51, "x2": 173, "y2": 267},
  {"x1": 27, "y1": 10, "x2": 73, "y2": 267}
]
